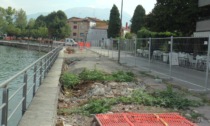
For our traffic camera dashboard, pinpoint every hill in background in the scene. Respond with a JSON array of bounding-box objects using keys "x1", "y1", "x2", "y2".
[{"x1": 27, "y1": 7, "x2": 132, "y2": 26}]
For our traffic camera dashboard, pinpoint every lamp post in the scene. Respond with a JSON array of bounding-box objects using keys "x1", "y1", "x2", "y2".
[{"x1": 118, "y1": 0, "x2": 123, "y2": 64}]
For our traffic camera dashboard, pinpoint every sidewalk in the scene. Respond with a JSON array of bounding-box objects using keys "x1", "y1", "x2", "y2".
[{"x1": 18, "y1": 49, "x2": 64, "y2": 126}]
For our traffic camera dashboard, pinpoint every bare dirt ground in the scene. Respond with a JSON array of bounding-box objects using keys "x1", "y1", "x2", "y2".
[{"x1": 56, "y1": 47, "x2": 210, "y2": 126}]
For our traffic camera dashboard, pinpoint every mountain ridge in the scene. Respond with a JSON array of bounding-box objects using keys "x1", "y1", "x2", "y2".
[{"x1": 27, "y1": 7, "x2": 132, "y2": 26}]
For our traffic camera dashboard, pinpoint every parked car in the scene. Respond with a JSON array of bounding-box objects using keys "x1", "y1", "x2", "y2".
[{"x1": 65, "y1": 38, "x2": 77, "y2": 46}]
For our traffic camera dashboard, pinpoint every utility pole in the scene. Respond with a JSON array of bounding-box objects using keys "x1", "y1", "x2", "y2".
[{"x1": 118, "y1": 0, "x2": 123, "y2": 64}]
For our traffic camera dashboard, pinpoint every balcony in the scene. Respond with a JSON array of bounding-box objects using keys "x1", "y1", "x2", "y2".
[
  {"x1": 199, "y1": 0, "x2": 210, "y2": 7},
  {"x1": 196, "y1": 19, "x2": 210, "y2": 32}
]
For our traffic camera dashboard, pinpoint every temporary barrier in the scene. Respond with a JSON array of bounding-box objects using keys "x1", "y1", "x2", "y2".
[
  {"x1": 85, "y1": 42, "x2": 91, "y2": 48},
  {"x1": 94, "y1": 113, "x2": 197, "y2": 126}
]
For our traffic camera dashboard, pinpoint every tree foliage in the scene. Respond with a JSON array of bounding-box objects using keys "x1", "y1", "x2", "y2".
[
  {"x1": 44, "y1": 10, "x2": 70, "y2": 39},
  {"x1": 0, "y1": 6, "x2": 70, "y2": 40},
  {"x1": 15, "y1": 9, "x2": 27, "y2": 29},
  {"x1": 131, "y1": 5, "x2": 145, "y2": 34},
  {"x1": 107, "y1": 4, "x2": 121, "y2": 38},
  {"x1": 145, "y1": 0, "x2": 199, "y2": 36}
]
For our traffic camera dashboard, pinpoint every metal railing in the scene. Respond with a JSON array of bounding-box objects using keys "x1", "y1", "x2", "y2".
[
  {"x1": 0, "y1": 44, "x2": 62, "y2": 126},
  {"x1": 89, "y1": 36, "x2": 210, "y2": 91}
]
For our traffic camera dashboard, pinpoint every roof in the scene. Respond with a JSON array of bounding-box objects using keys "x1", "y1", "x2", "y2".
[
  {"x1": 93, "y1": 25, "x2": 108, "y2": 30},
  {"x1": 68, "y1": 17, "x2": 104, "y2": 22},
  {"x1": 68, "y1": 17, "x2": 91, "y2": 22},
  {"x1": 86, "y1": 17, "x2": 102, "y2": 22}
]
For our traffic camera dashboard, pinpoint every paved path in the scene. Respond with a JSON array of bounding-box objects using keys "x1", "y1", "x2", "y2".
[
  {"x1": 18, "y1": 49, "x2": 64, "y2": 126},
  {"x1": 90, "y1": 47, "x2": 210, "y2": 91}
]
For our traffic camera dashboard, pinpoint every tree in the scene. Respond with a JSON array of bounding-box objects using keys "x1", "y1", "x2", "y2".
[
  {"x1": 34, "y1": 15, "x2": 46, "y2": 28},
  {"x1": 5, "y1": 7, "x2": 16, "y2": 25},
  {"x1": 0, "y1": 7, "x2": 6, "y2": 34},
  {"x1": 6, "y1": 24, "x2": 21, "y2": 36},
  {"x1": 107, "y1": 4, "x2": 121, "y2": 38},
  {"x1": 15, "y1": 9, "x2": 27, "y2": 29},
  {"x1": 45, "y1": 10, "x2": 70, "y2": 39},
  {"x1": 131, "y1": 5, "x2": 145, "y2": 34},
  {"x1": 145, "y1": 0, "x2": 199, "y2": 36}
]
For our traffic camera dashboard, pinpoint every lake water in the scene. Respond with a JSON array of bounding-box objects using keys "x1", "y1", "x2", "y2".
[{"x1": 0, "y1": 45, "x2": 45, "y2": 126}]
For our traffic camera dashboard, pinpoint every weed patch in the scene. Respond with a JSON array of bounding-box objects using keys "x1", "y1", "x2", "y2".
[
  {"x1": 68, "y1": 87, "x2": 202, "y2": 115},
  {"x1": 60, "y1": 72, "x2": 80, "y2": 88}
]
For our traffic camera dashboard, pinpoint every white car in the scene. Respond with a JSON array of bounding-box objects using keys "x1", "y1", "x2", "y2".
[{"x1": 65, "y1": 38, "x2": 77, "y2": 46}]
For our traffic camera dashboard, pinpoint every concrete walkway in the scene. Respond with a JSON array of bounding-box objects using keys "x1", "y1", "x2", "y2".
[{"x1": 18, "y1": 49, "x2": 64, "y2": 126}]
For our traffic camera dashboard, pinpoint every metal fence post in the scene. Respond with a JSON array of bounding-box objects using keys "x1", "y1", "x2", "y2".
[
  {"x1": 44, "y1": 57, "x2": 47, "y2": 77},
  {"x1": 149, "y1": 38, "x2": 152, "y2": 71},
  {"x1": 134, "y1": 38, "x2": 137, "y2": 66},
  {"x1": 170, "y1": 36, "x2": 173, "y2": 78},
  {"x1": 205, "y1": 35, "x2": 210, "y2": 91},
  {"x1": 27, "y1": 41, "x2": 29, "y2": 50},
  {"x1": 51, "y1": 42, "x2": 53, "y2": 51},
  {"x1": 39, "y1": 42, "x2": 41, "y2": 54},
  {"x1": 112, "y1": 39, "x2": 113, "y2": 59},
  {"x1": 40, "y1": 60, "x2": 43, "y2": 85},
  {"x1": 33, "y1": 64, "x2": 37, "y2": 97},
  {"x1": 118, "y1": 38, "x2": 121, "y2": 63},
  {"x1": 22, "y1": 72, "x2": 28, "y2": 115},
  {"x1": 1, "y1": 88, "x2": 9, "y2": 126}
]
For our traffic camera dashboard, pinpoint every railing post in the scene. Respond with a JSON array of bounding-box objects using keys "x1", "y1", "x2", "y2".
[
  {"x1": 33, "y1": 64, "x2": 37, "y2": 97},
  {"x1": 134, "y1": 38, "x2": 137, "y2": 66},
  {"x1": 39, "y1": 60, "x2": 43, "y2": 85},
  {"x1": 205, "y1": 35, "x2": 210, "y2": 91},
  {"x1": 44, "y1": 57, "x2": 47, "y2": 77},
  {"x1": 27, "y1": 41, "x2": 29, "y2": 50},
  {"x1": 1, "y1": 88, "x2": 9, "y2": 126},
  {"x1": 22, "y1": 71, "x2": 27, "y2": 115},
  {"x1": 51, "y1": 42, "x2": 53, "y2": 51},
  {"x1": 39, "y1": 42, "x2": 41, "y2": 54}
]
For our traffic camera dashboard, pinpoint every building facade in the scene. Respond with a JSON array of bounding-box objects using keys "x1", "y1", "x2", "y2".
[
  {"x1": 194, "y1": 0, "x2": 210, "y2": 37},
  {"x1": 86, "y1": 26, "x2": 108, "y2": 42},
  {"x1": 67, "y1": 17, "x2": 96, "y2": 41}
]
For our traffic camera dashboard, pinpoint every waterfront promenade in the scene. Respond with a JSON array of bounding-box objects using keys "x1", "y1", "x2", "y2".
[{"x1": 18, "y1": 49, "x2": 64, "y2": 126}]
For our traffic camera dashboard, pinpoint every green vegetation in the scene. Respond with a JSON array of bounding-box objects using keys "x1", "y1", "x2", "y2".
[
  {"x1": 131, "y1": 5, "x2": 145, "y2": 34},
  {"x1": 79, "y1": 69, "x2": 109, "y2": 81},
  {"x1": 144, "y1": 0, "x2": 199, "y2": 36},
  {"x1": 60, "y1": 86, "x2": 201, "y2": 115},
  {"x1": 60, "y1": 69, "x2": 135, "y2": 89},
  {"x1": 60, "y1": 73, "x2": 80, "y2": 88},
  {"x1": 107, "y1": 4, "x2": 121, "y2": 38},
  {"x1": 112, "y1": 71, "x2": 134, "y2": 82},
  {"x1": 79, "y1": 69, "x2": 135, "y2": 82},
  {"x1": 0, "y1": 6, "x2": 69, "y2": 40}
]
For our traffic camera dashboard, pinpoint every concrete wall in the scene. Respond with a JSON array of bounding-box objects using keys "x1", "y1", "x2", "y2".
[
  {"x1": 196, "y1": 19, "x2": 210, "y2": 32},
  {"x1": 86, "y1": 28, "x2": 107, "y2": 42},
  {"x1": 0, "y1": 41, "x2": 53, "y2": 52},
  {"x1": 199, "y1": 0, "x2": 210, "y2": 7}
]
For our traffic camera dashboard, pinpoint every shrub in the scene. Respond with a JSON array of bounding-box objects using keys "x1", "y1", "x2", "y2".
[
  {"x1": 60, "y1": 72, "x2": 80, "y2": 88},
  {"x1": 112, "y1": 71, "x2": 134, "y2": 82},
  {"x1": 79, "y1": 69, "x2": 108, "y2": 81}
]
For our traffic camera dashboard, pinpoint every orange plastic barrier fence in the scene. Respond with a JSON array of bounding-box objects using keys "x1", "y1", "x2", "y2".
[
  {"x1": 85, "y1": 42, "x2": 91, "y2": 48},
  {"x1": 95, "y1": 113, "x2": 197, "y2": 126},
  {"x1": 78, "y1": 42, "x2": 91, "y2": 48}
]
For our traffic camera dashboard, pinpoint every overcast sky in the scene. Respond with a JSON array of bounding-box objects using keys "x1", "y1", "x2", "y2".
[{"x1": 0, "y1": 0, "x2": 156, "y2": 16}]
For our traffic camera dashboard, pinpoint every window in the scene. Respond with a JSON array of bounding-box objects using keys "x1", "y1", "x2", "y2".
[
  {"x1": 73, "y1": 33, "x2": 77, "y2": 36},
  {"x1": 73, "y1": 25, "x2": 77, "y2": 29},
  {"x1": 80, "y1": 33, "x2": 84, "y2": 37}
]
